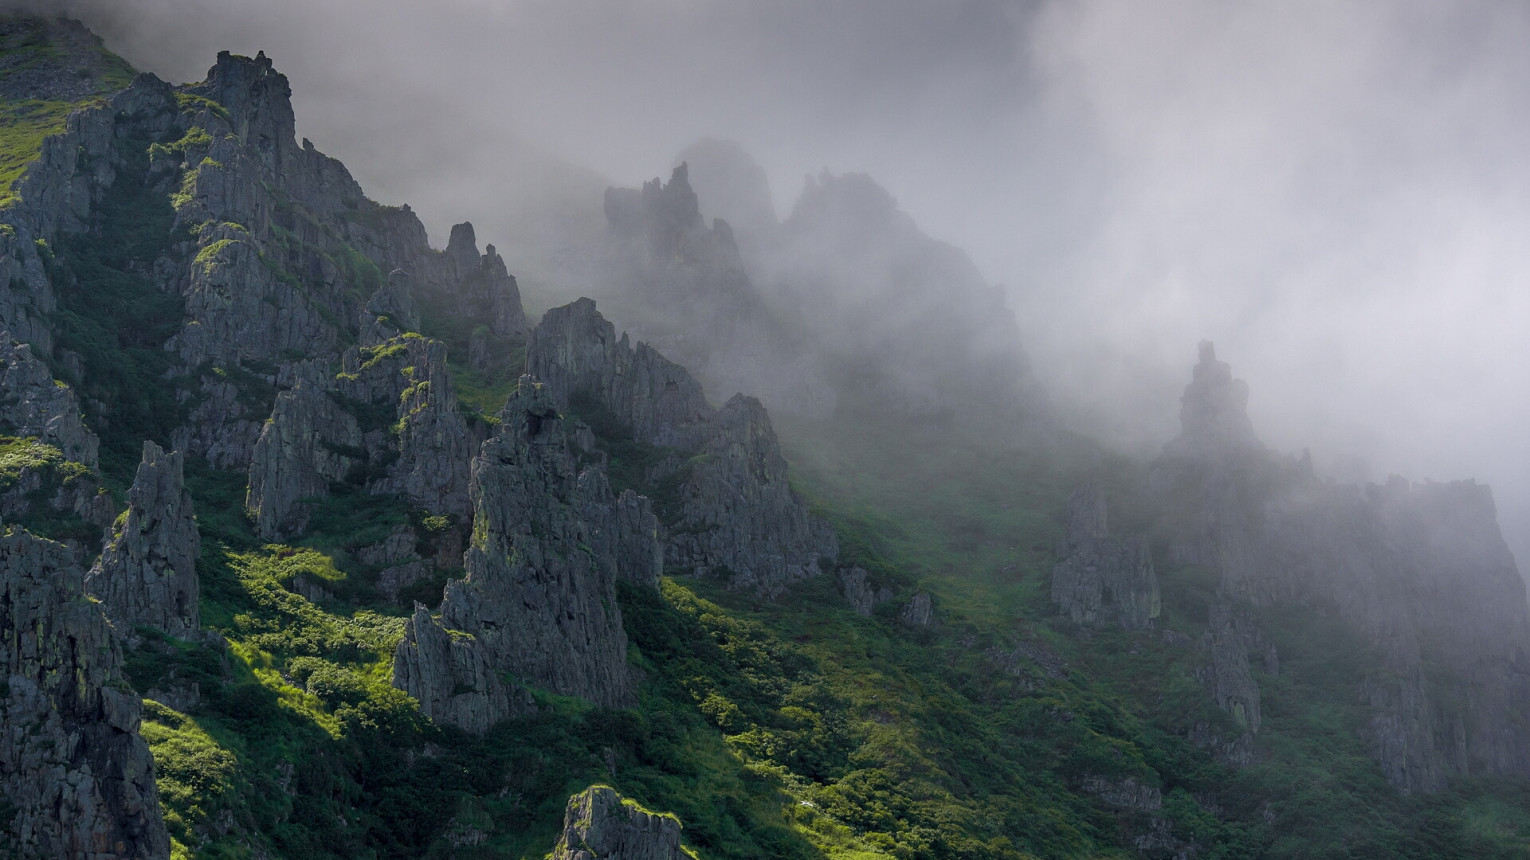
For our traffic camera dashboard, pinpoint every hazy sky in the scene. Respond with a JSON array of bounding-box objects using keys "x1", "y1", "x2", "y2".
[{"x1": 28, "y1": 0, "x2": 1530, "y2": 572}]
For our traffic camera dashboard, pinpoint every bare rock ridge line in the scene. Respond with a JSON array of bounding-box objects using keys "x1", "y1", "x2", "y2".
[
  {"x1": 1154, "y1": 340, "x2": 1530, "y2": 792},
  {"x1": 528, "y1": 297, "x2": 838, "y2": 596},
  {"x1": 0, "y1": 530, "x2": 170, "y2": 859},
  {"x1": 85, "y1": 441, "x2": 201, "y2": 641},
  {"x1": 549, "y1": 785, "x2": 691, "y2": 860}
]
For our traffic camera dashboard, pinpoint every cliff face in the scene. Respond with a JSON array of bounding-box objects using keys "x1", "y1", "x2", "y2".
[
  {"x1": 1, "y1": 530, "x2": 169, "y2": 859},
  {"x1": 528, "y1": 298, "x2": 838, "y2": 596},
  {"x1": 85, "y1": 442, "x2": 200, "y2": 641},
  {"x1": 394, "y1": 378, "x2": 645, "y2": 726},
  {"x1": 1154, "y1": 342, "x2": 1530, "y2": 792},
  {"x1": 1051, "y1": 482, "x2": 1161, "y2": 631}
]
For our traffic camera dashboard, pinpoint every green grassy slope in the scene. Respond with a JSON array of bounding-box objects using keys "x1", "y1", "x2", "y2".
[
  {"x1": 0, "y1": 16, "x2": 135, "y2": 205},
  {"x1": 7, "y1": 17, "x2": 1530, "y2": 860}
]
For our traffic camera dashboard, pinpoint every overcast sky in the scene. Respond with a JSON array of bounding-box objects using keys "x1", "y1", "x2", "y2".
[{"x1": 33, "y1": 0, "x2": 1530, "y2": 572}]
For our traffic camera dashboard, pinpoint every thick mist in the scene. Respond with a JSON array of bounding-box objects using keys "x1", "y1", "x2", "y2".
[{"x1": 26, "y1": 0, "x2": 1530, "y2": 573}]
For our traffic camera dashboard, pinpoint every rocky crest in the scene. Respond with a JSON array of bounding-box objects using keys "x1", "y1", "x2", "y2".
[
  {"x1": 528, "y1": 298, "x2": 837, "y2": 595},
  {"x1": 0, "y1": 530, "x2": 169, "y2": 859},
  {"x1": 85, "y1": 441, "x2": 201, "y2": 640},
  {"x1": 598, "y1": 164, "x2": 836, "y2": 419},
  {"x1": 1051, "y1": 483, "x2": 1161, "y2": 631},
  {"x1": 548, "y1": 785, "x2": 689, "y2": 860},
  {"x1": 529, "y1": 297, "x2": 714, "y2": 450},
  {"x1": 394, "y1": 378, "x2": 654, "y2": 729},
  {"x1": 665, "y1": 393, "x2": 837, "y2": 595}
]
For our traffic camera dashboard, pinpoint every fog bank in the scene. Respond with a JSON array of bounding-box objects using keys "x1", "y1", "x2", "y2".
[{"x1": 23, "y1": 0, "x2": 1530, "y2": 572}]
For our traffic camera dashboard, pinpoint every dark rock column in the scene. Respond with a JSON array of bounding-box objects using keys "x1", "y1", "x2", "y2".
[{"x1": 85, "y1": 441, "x2": 200, "y2": 640}]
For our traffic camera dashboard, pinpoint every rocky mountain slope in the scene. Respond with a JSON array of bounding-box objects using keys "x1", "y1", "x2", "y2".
[{"x1": 1, "y1": 15, "x2": 1527, "y2": 860}]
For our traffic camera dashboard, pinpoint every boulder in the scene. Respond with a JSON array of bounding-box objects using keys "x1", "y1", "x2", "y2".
[{"x1": 549, "y1": 786, "x2": 689, "y2": 860}]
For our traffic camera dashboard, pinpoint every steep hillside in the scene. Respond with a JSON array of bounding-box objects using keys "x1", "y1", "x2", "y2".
[{"x1": 1, "y1": 16, "x2": 1527, "y2": 860}]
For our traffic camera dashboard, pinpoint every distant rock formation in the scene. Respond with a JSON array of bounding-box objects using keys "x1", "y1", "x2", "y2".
[
  {"x1": 528, "y1": 298, "x2": 838, "y2": 596},
  {"x1": 597, "y1": 164, "x2": 837, "y2": 419},
  {"x1": 0, "y1": 530, "x2": 169, "y2": 859},
  {"x1": 85, "y1": 441, "x2": 200, "y2": 640},
  {"x1": 838, "y1": 567, "x2": 894, "y2": 617},
  {"x1": 1154, "y1": 341, "x2": 1530, "y2": 792},
  {"x1": 674, "y1": 137, "x2": 778, "y2": 239},
  {"x1": 759, "y1": 170, "x2": 1051, "y2": 433},
  {"x1": 1161, "y1": 341, "x2": 1262, "y2": 463},
  {"x1": 1051, "y1": 483, "x2": 1161, "y2": 631},
  {"x1": 549, "y1": 786, "x2": 689, "y2": 860}
]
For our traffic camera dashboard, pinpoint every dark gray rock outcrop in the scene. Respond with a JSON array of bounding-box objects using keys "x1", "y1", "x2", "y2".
[
  {"x1": 395, "y1": 378, "x2": 650, "y2": 729},
  {"x1": 0, "y1": 330, "x2": 98, "y2": 468},
  {"x1": 549, "y1": 785, "x2": 689, "y2": 860},
  {"x1": 245, "y1": 374, "x2": 362, "y2": 539},
  {"x1": 528, "y1": 299, "x2": 837, "y2": 596},
  {"x1": 0, "y1": 530, "x2": 169, "y2": 859},
  {"x1": 838, "y1": 567, "x2": 894, "y2": 617},
  {"x1": 391, "y1": 603, "x2": 532, "y2": 735},
  {"x1": 246, "y1": 330, "x2": 476, "y2": 540},
  {"x1": 85, "y1": 442, "x2": 200, "y2": 640},
  {"x1": 666, "y1": 394, "x2": 837, "y2": 595},
  {"x1": 438, "y1": 222, "x2": 527, "y2": 339},
  {"x1": 529, "y1": 297, "x2": 714, "y2": 450},
  {"x1": 1051, "y1": 483, "x2": 1161, "y2": 631}
]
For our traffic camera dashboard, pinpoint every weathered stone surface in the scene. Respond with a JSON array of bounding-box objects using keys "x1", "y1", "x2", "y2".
[
  {"x1": 345, "y1": 335, "x2": 476, "y2": 520},
  {"x1": 439, "y1": 222, "x2": 527, "y2": 338},
  {"x1": 0, "y1": 330, "x2": 98, "y2": 468},
  {"x1": 391, "y1": 603, "x2": 532, "y2": 735},
  {"x1": 247, "y1": 332, "x2": 477, "y2": 540},
  {"x1": 667, "y1": 394, "x2": 837, "y2": 595},
  {"x1": 530, "y1": 299, "x2": 837, "y2": 596},
  {"x1": 838, "y1": 567, "x2": 893, "y2": 617},
  {"x1": 1202, "y1": 602, "x2": 1261, "y2": 735},
  {"x1": 578, "y1": 469, "x2": 664, "y2": 589},
  {"x1": 1082, "y1": 776, "x2": 1163, "y2": 812},
  {"x1": 0, "y1": 530, "x2": 169, "y2": 859},
  {"x1": 901, "y1": 592, "x2": 935, "y2": 628},
  {"x1": 0, "y1": 226, "x2": 57, "y2": 357},
  {"x1": 529, "y1": 297, "x2": 715, "y2": 450},
  {"x1": 549, "y1": 785, "x2": 689, "y2": 860},
  {"x1": 359, "y1": 269, "x2": 422, "y2": 347},
  {"x1": 1051, "y1": 483, "x2": 1161, "y2": 631},
  {"x1": 395, "y1": 378, "x2": 640, "y2": 728},
  {"x1": 246, "y1": 376, "x2": 362, "y2": 539},
  {"x1": 85, "y1": 442, "x2": 200, "y2": 640}
]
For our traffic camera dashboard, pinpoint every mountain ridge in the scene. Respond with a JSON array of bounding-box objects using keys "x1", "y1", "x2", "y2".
[{"x1": 0, "y1": 16, "x2": 1527, "y2": 859}]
